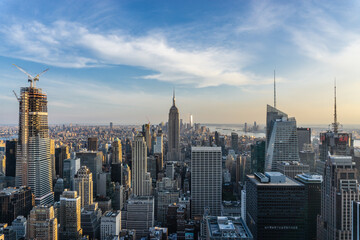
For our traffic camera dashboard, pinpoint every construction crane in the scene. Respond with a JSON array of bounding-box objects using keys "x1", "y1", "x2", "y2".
[{"x1": 13, "y1": 64, "x2": 49, "y2": 88}]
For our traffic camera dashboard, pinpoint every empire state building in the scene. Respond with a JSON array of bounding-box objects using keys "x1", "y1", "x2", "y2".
[{"x1": 167, "y1": 91, "x2": 180, "y2": 161}]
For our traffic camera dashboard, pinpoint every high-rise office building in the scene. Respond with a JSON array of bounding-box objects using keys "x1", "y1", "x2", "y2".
[
  {"x1": 76, "y1": 151, "x2": 103, "y2": 195},
  {"x1": 231, "y1": 133, "x2": 239, "y2": 153},
  {"x1": 123, "y1": 196, "x2": 154, "y2": 239},
  {"x1": 15, "y1": 82, "x2": 53, "y2": 205},
  {"x1": 74, "y1": 166, "x2": 93, "y2": 208},
  {"x1": 168, "y1": 91, "x2": 180, "y2": 162},
  {"x1": 100, "y1": 211, "x2": 121, "y2": 240},
  {"x1": 111, "y1": 138, "x2": 122, "y2": 164},
  {"x1": 250, "y1": 140, "x2": 265, "y2": 173},
  {"x1": 297, "y1": 127, "x2": 311, "y2": 151},
  {"x1": 0, "y1": 186, "x2": 34, "y2": 225},
  {"x1": 266, "y1": 104, "x2": 288, "y2": 147},
  {"x1": 319, "y1": 131, "x2": 352, "y2": 162},
  {"x1": 111, "y1": 162, "x2": 122, "y2": 184},
  {"x1": 28, "y1": 205, "x2": 58, "y2": 240},
  {"x1": 295, "y1": 173, "x2": 322, "y2": 240},
  {"x1": 81, "y1": 203, "x2": 101, "y2": 240},
  {"x1": 246, "y1": 172, "x2": 306, "y2": 240},
  {"x1": 88, "y1": 137, "x2": 98, "y2": 151},
  {"x1": 154, "y1": 130, "x2": 163, "y2": 155},
  {"x1": 132, "y1": 135, "x2": 151, "y2": 196},
  {"x1": 276, "y1": 161, "x2": 310, "y2": 179},
  {"x1": 59, "y1": 191, "x2": 82, "y2": 240},
  {"x1": 55, "y1": 145, "x2": 70, "y2": 178},
  {"x1": 5, "y1": 140, "x2": 16, "y2": 177},
  {"x1": 265, "y1": 105, "x2": 299, "y2": 171},
  {"x1": 317, "y1": 155, "x2": 359, "y2": 240},
  {"x1": 191, "y1": 147, "x2": 222, "y2": 217},
  {"x1": 112, "y1": 182, "x2": 124, "y2": 211},
  {"x1": 156, "y1": 177, "x2": 179, "y2": 225},
  {"x1": 63, "y1": 157, "x2": 80, "y2": 190}
]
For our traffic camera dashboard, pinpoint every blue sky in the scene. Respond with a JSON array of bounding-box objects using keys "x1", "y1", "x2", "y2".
[{"x1": 1, "y1": 0, "x2": 360, "y2": 125}]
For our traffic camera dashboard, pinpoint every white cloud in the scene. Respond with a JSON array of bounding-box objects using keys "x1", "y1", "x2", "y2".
[{"x1": 0, "y1": 20, "x2": 265, "y2": 88}]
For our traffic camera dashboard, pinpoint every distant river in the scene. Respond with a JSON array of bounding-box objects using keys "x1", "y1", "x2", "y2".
[{"x1": 205, "y1": 124, "x2": 266, "y2": 138}]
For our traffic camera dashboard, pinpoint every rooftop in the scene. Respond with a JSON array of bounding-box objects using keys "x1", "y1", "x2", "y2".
[
  {"x1": 248, "y1": 173, "x2": 304, "y2": 186},
  {"x1": 296, "y1": 173, "x2": 323, "y2": 183},
  {"x1": 206, "y1": 216, "x2": 253, "y2": 239},
  {"x1": 192, "y1": 146, "x2": 221, "y2": 151}
]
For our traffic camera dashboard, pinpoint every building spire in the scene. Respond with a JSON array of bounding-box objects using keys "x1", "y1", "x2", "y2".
[
  {"x1": 173, "y1": 88, "x2": 176, "y2": 106},
  {"x1": 274, "y1": 69, "x2": 276, "y2": 109},
  {"x1": 332, "y1": 79, "x2": 339, "y2": 133}
]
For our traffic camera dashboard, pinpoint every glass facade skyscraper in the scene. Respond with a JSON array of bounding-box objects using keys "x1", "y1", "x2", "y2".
[{"x1": 265, "y1": 105, "x2": 299, "y2": 171}]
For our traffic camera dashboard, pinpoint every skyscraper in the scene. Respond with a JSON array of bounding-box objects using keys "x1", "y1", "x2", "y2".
[
  {"x1": 15, "y1": 77, "x2": 53, "y2": 205},
  {"x1": 132, "y1": 135, "x2": 151, "y2": 196},
  {"x1": 231, "y1": 132, "x2": 239, "y2": 153},
  {"x1": 0, "y1": 187, "x2": 34, "y2": 225},
  {"x1": 55, "y1": 145, "x2": 70, "y2": 178},
  {"x1": 317, "y1": 84, "x2": 353, "y2": 175},
  {"x1": 5, "y1": 140, "x2": 16, "y2": 177},
  {"x1": 246, "y1": 172, "x2": 306, "y2": 240},
  {"x1": 191, "y1": 147, "x2": 222, "y2": 217},
  {"x1": 297, "y1": 127, "x2": 311, "y2": 152},
  {"x1": 74, "y1": 166, "x2": 93, "y2": 208},
  {"x1": 63, "y1": 157, "x2": 80, "y2": 190},
  {"x1": 168, "y1": 90, "x2": 180, "y2": 162},
  {"x1": 250, "y1": 140, "x2": 265, "y2": 173},
  {"x1": 265, "y1": 105, "x2": 299, "y2": 171},
  {"x1": 317, "y1": 155, "x2": 359, "y2": 239},
  {"x1": 295, "y1": 173, "x2": 322, "y2": 240},
  {"x1": 111, "y1": 138, "x2": 122, "y2": 164},
  {"x1": 76, "y1": 151, "x2": 103, "y2": 196},
  {"x1": 28, "y1": 205, "x2": 58, "y2": 240},
  {"x1": 123, "y1": 196, "x2": 155, "y2": 239},
  {"x1": 59, "y1": 191, "x2": 82, "y2": 240}
]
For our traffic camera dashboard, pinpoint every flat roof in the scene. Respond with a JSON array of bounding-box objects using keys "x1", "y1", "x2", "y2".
[
  {"x1": 191, "y1": 146, "x2": 221, "y2": 151},
  {"x1": 247, "y1": 174, "x2": 304, "y2": 186}
]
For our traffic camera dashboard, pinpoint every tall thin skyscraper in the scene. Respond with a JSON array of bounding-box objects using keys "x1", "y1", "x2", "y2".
[
  {"x1": 15, "y1": 71, "x2": 53, "y2": 205},
  {"x1": 191, "y1": 147, "x2": 222, "y2": 217},
  {"x1": 168, "y1": 90, "x2": 180, "y2": 162},
  {"x1": 132, "y1": 135, "x2": 151, "y2": 196}
]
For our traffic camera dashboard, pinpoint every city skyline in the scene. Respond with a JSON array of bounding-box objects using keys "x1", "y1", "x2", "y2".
[{"x1": 1, "y1": 1, "x2": 360, "y2": 125}]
